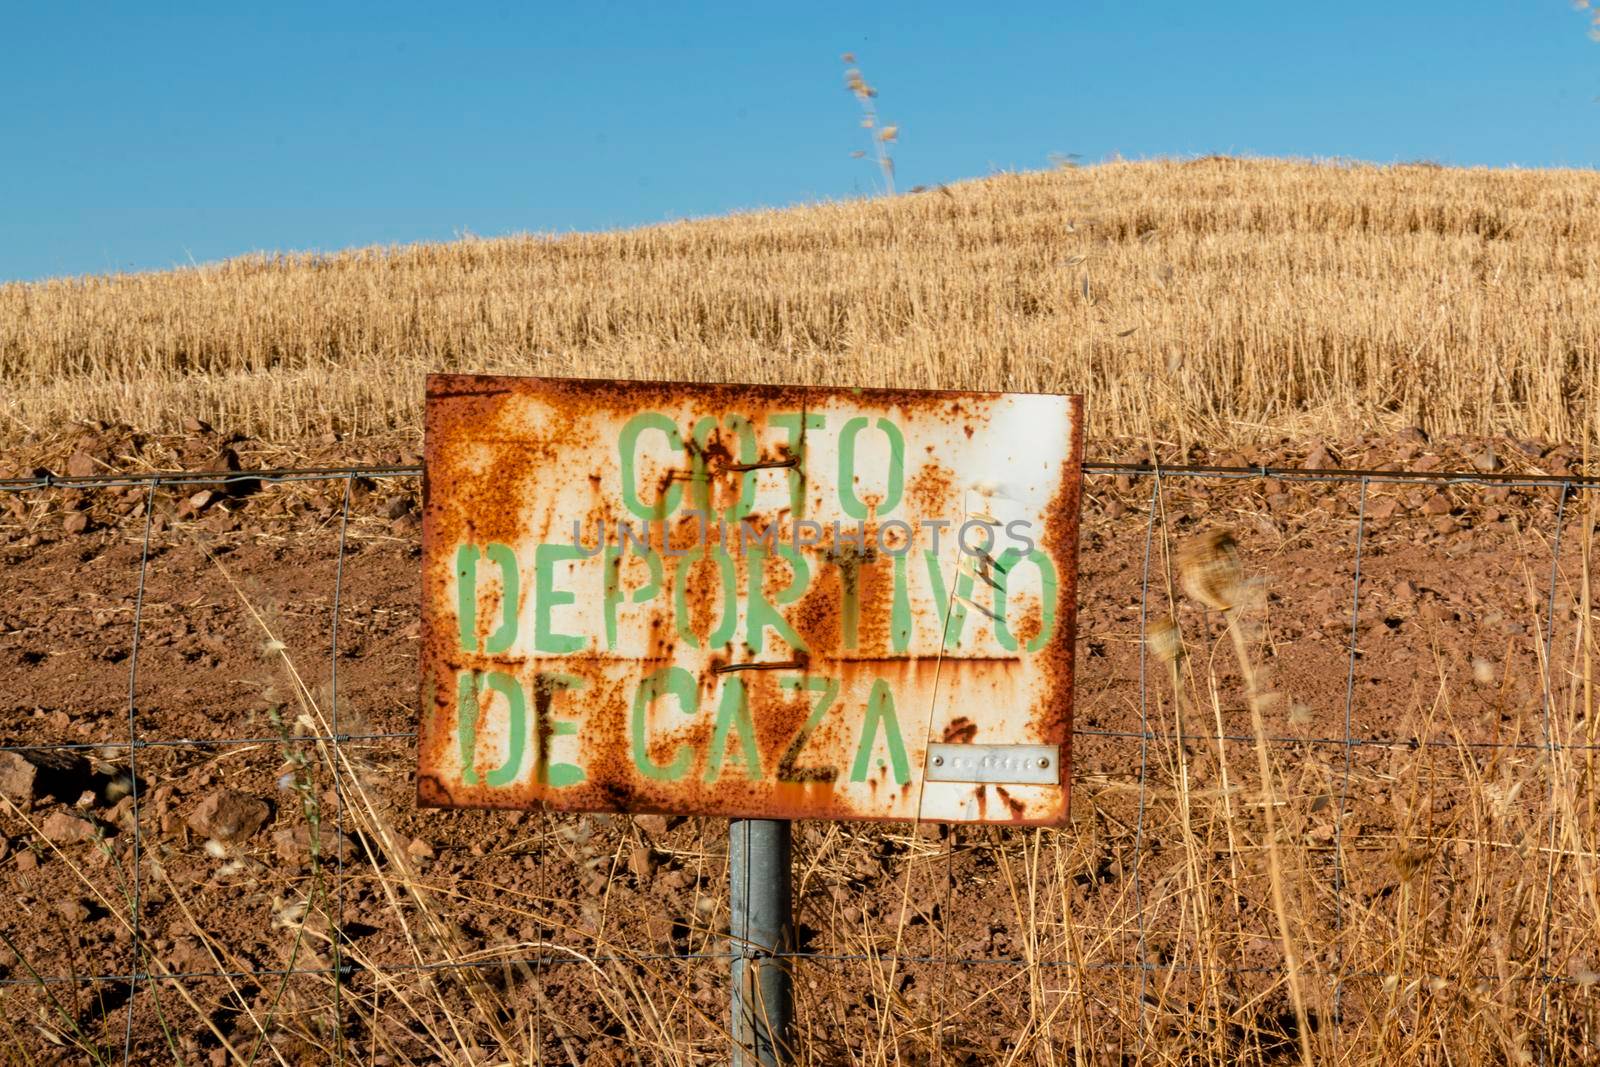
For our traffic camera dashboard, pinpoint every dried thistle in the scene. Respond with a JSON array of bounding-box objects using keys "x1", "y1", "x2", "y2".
[
  {"x1": 1178, "y1": 529, "x2": 1244, "y2": 611},
  {"x1": 842, "y1": 54, "x2": 896, "y2": 195},
  {"x1": 1147, "y1": 616, "x2": 1183, "y2": 665},
  {"x1": 1390, "y1": 846, "x2": 1431, "y2": 881}
]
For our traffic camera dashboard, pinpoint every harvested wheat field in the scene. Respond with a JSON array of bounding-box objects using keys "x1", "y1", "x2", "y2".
[
  {"x1": 4, "y1": 157, "x2": 1600, "y2": 452},
  {"x1": 2, "y1": 158, "x2": 1599, "y2": 1065}
]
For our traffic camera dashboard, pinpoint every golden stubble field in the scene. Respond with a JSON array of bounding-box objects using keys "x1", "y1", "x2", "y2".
[
  {"x1": 2, "y1": 157, "x2": 1598, "y2": 454},
  {"x1": 1, "y1": 158, "x2": 1599, "y2": 1065}
]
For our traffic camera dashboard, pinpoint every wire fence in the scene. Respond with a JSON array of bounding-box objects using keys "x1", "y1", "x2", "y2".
[{"x1": 1, "y1": 458, "x2": 1596, "y2": 1062}]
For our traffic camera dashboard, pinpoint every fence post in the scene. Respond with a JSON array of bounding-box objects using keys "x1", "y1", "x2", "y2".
[{"x1": 730, "y1": 818, "x2": 793, "y2": 1066}]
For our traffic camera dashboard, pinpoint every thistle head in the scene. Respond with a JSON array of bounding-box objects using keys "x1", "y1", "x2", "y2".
[{"x1": 1178, "y1": 529, "x2": 1244, "y2": 612}]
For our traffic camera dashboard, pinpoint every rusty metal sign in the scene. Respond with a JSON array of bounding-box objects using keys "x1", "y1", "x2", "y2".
[{"x1": 417, "y1": 374, "x2": 1082, "y2": 824}]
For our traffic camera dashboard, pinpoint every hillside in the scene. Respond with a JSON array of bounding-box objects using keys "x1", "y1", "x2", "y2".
[{"x1": 4, "y1": 157, "x2": 1598, "y2": 453}]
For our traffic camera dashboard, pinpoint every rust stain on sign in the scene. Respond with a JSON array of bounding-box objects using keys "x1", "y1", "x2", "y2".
[{"x1": 418, "y1": 374, "x2": 1083, "y2": 824}]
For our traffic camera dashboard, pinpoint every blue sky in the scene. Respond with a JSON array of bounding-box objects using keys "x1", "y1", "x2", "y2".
[{"x1": 2, "y1": 3, "x2": 1596, "y2": 283}]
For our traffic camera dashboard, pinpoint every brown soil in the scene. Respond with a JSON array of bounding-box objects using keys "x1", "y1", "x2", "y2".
[{"x1": 0, "y1": 423, "x2": 1594, "y2": 1062}]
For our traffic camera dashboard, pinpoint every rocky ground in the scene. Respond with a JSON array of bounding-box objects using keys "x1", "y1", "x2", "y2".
[{"x1": 0, "y1": 421, "x2": 1595, "y2": 1063}]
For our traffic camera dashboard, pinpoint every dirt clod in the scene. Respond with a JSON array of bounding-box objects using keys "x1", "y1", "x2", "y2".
[
  {"x1": 56, "y1": 897, "x2": 92, "y2": 923},
  {"x1": 629, "y1": 845, "x2": 658, "y2": 880},
  {"x1": 0, "y1": 752, "x2": 38, "y2": 802},
  {"x1": 40, "y1": 810, "x2": 98, "y2": 844},
  {"x1": 186, "y1": 789, "x2": 271, "y2": 844},
  {"x1": 633, "y1": 814, "x2": 682, "y2": 835},
  {"x1": 272, "y1": 824, "x2": 354, "y2": 865},
  {"x1": 1303, "y1": 443, "x2": 1336, "y2": 470}
]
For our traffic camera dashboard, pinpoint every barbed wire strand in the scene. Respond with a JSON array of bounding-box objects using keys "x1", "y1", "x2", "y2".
[
  {"x1": 3, "y1": 459, "x2": 1599, "y2": 494},
  {"x1": 7, "y1": 727, "x2": 1600, "y2": 763},
  {"x1": 5, "y1": 951, "x2": 1588, "y2": 989}
]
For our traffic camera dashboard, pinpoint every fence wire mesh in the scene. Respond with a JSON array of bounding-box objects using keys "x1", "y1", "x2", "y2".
[{"x1": 1, "y1": 459, "x2": 1597, "y2": 1062}]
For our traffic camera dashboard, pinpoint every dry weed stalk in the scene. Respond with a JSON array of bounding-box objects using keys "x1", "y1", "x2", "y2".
[
  {"x1": 1178, "y1": 529, "x2": 1314, "y2": 1067},
  {"x1": 842, "y1": 54, "x2": 897, "y2": 196}
]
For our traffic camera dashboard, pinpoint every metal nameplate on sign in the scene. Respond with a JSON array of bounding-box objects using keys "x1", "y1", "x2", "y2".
[{"x1": 924, "y1": 744, "x2": 1061, "y2": 786}]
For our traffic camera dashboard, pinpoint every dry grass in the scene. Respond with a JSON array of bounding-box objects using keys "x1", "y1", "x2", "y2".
[{"x1": 4, "y1": 157, "x2": 1599, "y2": 451}]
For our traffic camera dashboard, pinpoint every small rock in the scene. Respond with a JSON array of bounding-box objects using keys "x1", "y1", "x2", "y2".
[
  {"x1": 628, "y1": 845, "x2": 657, "y2": 881},
  {"x1": 186, "y1": 789, "x2": 271, "y2": 844},
  {"x1": 182, "y1": 416, "x2": 213, "y2": 435},
  {"x1": 0, "y1": 752, "x2": 38, "y2": 802},
  {"x1": 62, "y1": 511, "x2": 91, "y2": 535},
  {"x1": 65, "y1": 452, "x2": 100, "y2": 479},
  {"x1": 1393, "y1": 580, "x2": 1419, "y2": 601},
  {"x1": 1422, "y1": 493, "x2": 1452, "y2": 516},
  {"x1": 1471, "y1": 448, "x2": 1500, "y2": 473},
  {"x1": 406, "y1": 837, "x2": 435, "y2": 860},
  {"x1": 634, "y1": 814, "x2": 669, "y2": 835},
  {"x1": 1103, "y1": 496, "x2": 1126, "y2": 520},
  {"x1": 107, "y1": 795, "x2": 136, "y2": 829},
  {"x1": 41, "y1": 810, "x2": 98, "y2": 845},
  {"x1": 181, "y1": 490, "x2": 216, "y2": 518},
  {"x1": 15, "y1": 851, "x2": 37, "y2": 871}
]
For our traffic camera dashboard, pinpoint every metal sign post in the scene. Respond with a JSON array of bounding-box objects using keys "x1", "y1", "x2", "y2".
[{"x1": 730, "y1": 818, "x2": 792, "y2": 1066}]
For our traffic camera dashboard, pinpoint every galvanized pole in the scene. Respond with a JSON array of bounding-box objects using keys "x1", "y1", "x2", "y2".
[{"x1": 730, "y1": 818, "x2": 793, "y2": 1066}]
